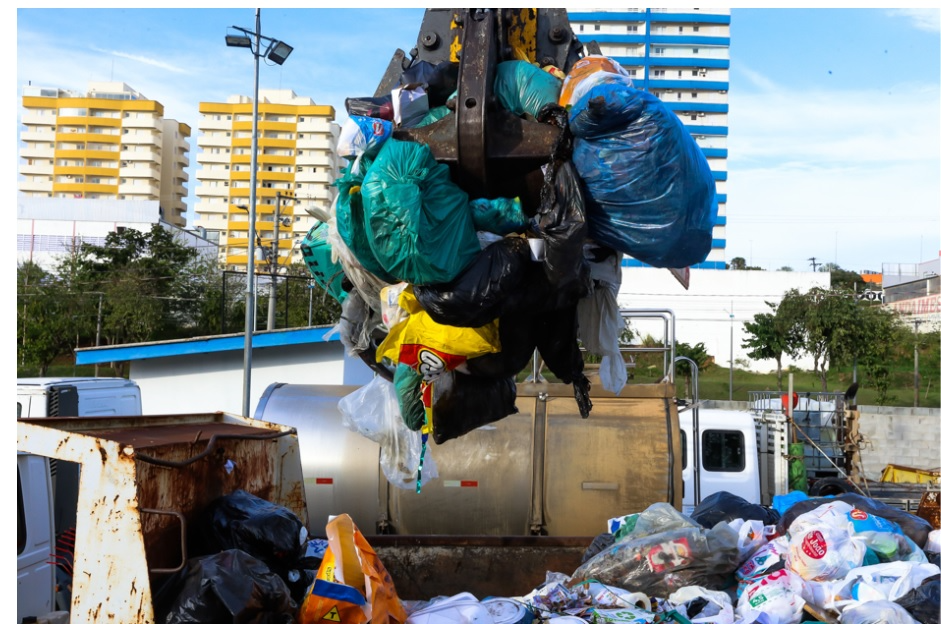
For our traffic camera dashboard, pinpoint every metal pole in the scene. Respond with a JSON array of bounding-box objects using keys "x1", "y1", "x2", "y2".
[
  {"x1": 267, "y1": 192, "x2": 280, "y2": 331},
  {"x1": 94, "y1": 293, "x2": 103, "y2": 377},
  {"x1": 242, "y1": 8, "x2": 262, "y2": 419},
  {"x1": 308, "y1": 282, "x2": 313, "y2": 326},
  {"x1": 728, "y1": 304, "x2": 734, "y2": 402},
  {"x1": 914, "y1": 320, "x2": 921, "y2": 408}
]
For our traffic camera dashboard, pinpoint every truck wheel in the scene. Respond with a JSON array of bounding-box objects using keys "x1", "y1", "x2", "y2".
[{"x1": 809, "y1": 477, "x2": 854, "y2": 497}]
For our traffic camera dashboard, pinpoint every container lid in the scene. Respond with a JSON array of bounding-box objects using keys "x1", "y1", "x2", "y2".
[{"x1": 482, "y1": 598, "x2": 534, "y2": 624}]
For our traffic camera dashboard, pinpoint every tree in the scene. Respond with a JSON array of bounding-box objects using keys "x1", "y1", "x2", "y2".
[
  {"x1": 741, "y1": 306, "x2": 802, "y2": 390},
  {"x1": 729, "y1": 257, "x2": 747, "y2": 270},
  {"x1": 779, "y1": 266, "x2": 793, "y2": 272},
  {"x1": 674, "y1": 341, "x2": 712, "y2": 399}
]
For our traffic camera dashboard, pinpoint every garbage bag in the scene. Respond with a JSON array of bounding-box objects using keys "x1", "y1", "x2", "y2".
[
  {"x1": 735, "y1": 536, "x2": 790, "y2": 597},
  {"x1": 802, "y1": 561, "x2": 941, "y2": 612},
  {"x1": 569, "y1": 76, "x2": 717, "y2": 268},
  {"x1": 337, "y1": 115, "x2": 393, "y2": 161},
  {"x1": 412, "y1": 236, "x2": 543, "y2": 328},
  {"x1": 735, "y1": 569, "x2": 807, "y2": 624},
  {"x1": 787, "y1": 523, "x2": 866, "y2": 582},
  {"x1": 157, "y1": 549, "x2": 297, "y2": 624},
  {"x1": 666, "y1": 586, "x2": 735, "y2": 624},
  {"x1": 691, "y1": 491, "x2": 781, "y2": 529},
  {"x1": 494, "y1": 60, "x2": 562, "y2": 118},
  {"x1": 429, "y1": 369, "x2": 518, "y2": 445},
  {"x1": 470, "y1": 196, "x2": 529, "y2": 236},
  {"x1": 393, "y1": 362, "x2": 425, "y2": 431},
  {"x1": 570, "y1": 503, "x2": 740, "y2": 596},
  {"x1": 335, "y1": 160, "x2": 399, "y2": 285},
  {"x1": 399, "y1": 60, "x2": 459, "y2": 107},
  {"x1": 536, "y1": 305, "x2": 592, "y2": 419},
  {"x1": 532, "y1": 105, "x2": 591, "y2": 309},
  {"x1": 201, "y1": 491, "x2": 308, "y2": 576},
  {"x1": 840, "y1": 599, "x2": 918, "y2": 624},
  {"x1": 577, "y1": 247, "x2": 627, "y2": 395},
  {"x1": 300, "y1": 221, "x2": 348, "y2": 304},
  {"x1": 777, "y1": 493, "x2": 934, "y2": 549},
  {"x1": 582, "y1": 533, "x2": 616, "y2": 564},
  {"x1": 415, "y1": 105, "x2": 452, "y2": 128},
  {"x1": 894, "y1": 574, "x2": 940, "y2": 624},
  {"x1": 391, "y1": 83, "x2": 429, "y2": 128},
  {"x1": 338, "y1": 376, "x2": 434, "y2": 489},
  {"x1": 346, "y1": 95, "x2": 394, "y2": 121},
  {"x1": 361, "y1": 139, "x2": 480, "y2": 285},
  {"x1": 559, "y1": 55, "x2": 634, "y2": 108},
  {"x1": 335, "y1": 288, "x2": 386, "y2": 358},
  {"x1": 463, "y1": 308, "x2": 541, "y2": 378}
]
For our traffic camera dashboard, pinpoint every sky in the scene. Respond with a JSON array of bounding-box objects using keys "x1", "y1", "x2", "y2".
[{"x1": 14, "y1": 6, "x2": 941, "y2": 274}]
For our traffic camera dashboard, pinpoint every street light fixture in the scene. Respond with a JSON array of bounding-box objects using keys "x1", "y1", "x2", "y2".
[{"x1": 226, "y1": 9, "x2": 293, "y2": 418}]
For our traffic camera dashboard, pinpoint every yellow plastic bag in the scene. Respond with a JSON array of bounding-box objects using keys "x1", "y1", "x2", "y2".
[{"x1": 299, "y1": 514, "x2": 406, "y2": 624}]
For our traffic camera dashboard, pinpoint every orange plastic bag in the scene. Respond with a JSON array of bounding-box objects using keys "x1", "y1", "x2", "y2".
[{"x1": 299, "y1": 514, "x2": 406, "y2": 624}]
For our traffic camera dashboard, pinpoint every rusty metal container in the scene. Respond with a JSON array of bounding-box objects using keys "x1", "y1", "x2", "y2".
[{"x1": 17, "y1": 412, "x2": 307, "y2": 624}]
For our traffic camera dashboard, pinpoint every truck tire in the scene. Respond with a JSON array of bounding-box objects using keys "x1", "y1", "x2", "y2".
[{"x1": 809, "y1": 477, "x2": 854, "y2": 497}]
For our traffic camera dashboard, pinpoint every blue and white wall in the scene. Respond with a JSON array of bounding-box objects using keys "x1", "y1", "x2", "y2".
[{"x1": 569, "y1": 8, "x2": 731, "y2": 269}]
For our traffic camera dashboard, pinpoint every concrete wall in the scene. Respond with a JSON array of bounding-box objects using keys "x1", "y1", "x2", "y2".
[
  {"x1": 618, "y1": 267, "x2": 830, "y2": 374},
  {"x1": 856, "y1": 406, "x2": 941, "y2": 480}
]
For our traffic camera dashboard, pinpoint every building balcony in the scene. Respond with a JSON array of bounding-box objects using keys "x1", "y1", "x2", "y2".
[
  {"x1": 258, "y1": 120, "x2": 295, "y2": 132},
  {"x1": 296, "y1": 137, "x2": 334, "y2": 150},
  {"x1": 118, "y1": 181, "x2": 159, "y2": 195},
  {"x1": 121, "y1": 134, "x2": 162, "y2": 148},
  {"x1": 196, "y1": 135, "x2": 233, "y2": 149},
  {"x1": 21, "y1": 113, "x2": 57, "y2": 126},
  {"x1": 20, "y1": 164, "x2": 55, "y2": 176},
  {"x1": 122, "y1": 117, "x2": 160, "y2": 130},
  {"x1": 200, "y1": 117, "x2": 233, "y2": 130},
  {"x1": 55, "y1": 181, "x2": 119, "y2": 195},
  {"x1": 20, "y1": 130, "x2": 59, "y2": 143},
  {"x1": 19, "y1": 180, "x2": 54, "y2": 193},
  {"x1": 21, "y1": 146, "x2": 56, "y2": 159},
  {"x1": 197, "y1": 152, "x2": 230, "y2": 164},
  {"x1": 120, "y1": 165, "x2": 161, "y2": 179}
]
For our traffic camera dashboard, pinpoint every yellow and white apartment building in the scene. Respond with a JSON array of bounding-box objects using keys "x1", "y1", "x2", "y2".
[
  {"x1": 19, "y1": 82, "x2": 190, "y2": 228},
  {"x1": 193, "y1": 90, "x2": 340, "y2": 271}
]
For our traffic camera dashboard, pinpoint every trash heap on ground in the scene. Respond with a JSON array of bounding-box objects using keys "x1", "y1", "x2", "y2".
[
  {"x1": 301, "y1": 54, "x2": 718, "y2": 489},
  {"x1": 155, "y1": 489, "x2": 941, "y2": 624}
]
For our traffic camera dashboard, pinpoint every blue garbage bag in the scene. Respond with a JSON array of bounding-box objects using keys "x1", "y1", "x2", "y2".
[{"x1": 569, "y1": 76, "x2": 718, "y2": 268}]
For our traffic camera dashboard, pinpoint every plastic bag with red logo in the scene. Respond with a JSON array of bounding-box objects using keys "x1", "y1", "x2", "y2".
[
  {"x1": 787, "y1": 523, "x2": 867, "y2": 582},
  {"x1": 735, "y1": 535, "x2": 790, "y2": 598},
  {"x1": 735, "y1": 569, "x2": 807, "y2": 624}
]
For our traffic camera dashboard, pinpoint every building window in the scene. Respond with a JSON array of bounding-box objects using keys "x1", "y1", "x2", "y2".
[
  {"x1": 693, "y1": 26, "x2": 700, "y2": 32},
  {"x1": 677, "y1": 92, "x2": 682, "y2": 99},
  {"x1": 690, "y1": 115, "x2": 698, "y2": 121},
  {"x1": 653, "y1": 70, "x2": 665, "y2": 77},
  {"x1": 627, "y1": 25, "x2": 637, "y2": 32},
  {"x1": 594, "y1": 24, "x2": 601, "y2": 31},
  {"x1": 678, "y1": 70, "x2": 683, "y2": 77},
  {"x1": 654, "y1": 47, "x2": 665, "y2": 55},
  {"x1": 678, "y1": 26, "x2": 684, "y2": 33},
  {"x1": 297, "y1": 166, "x2": 304, "y2": 172},
  {"x1": 692, "y1": 48, "x2": 699, "y2": 54},
  {"x1": 692, "y1": 92, "x2": 698, "y2": 98}
]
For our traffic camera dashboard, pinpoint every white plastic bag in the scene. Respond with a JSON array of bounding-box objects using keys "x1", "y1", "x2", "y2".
[
  {"x1": 338, "y1": 376, "x2": 437, "y2": 489},
  {"x1": 667, "y1": 586, "x2": 735, "y2": 624},
  {"x1": 736, "y1": 536, "x2": 790, "y2": 595},
  {"x1": 736, "y1": 569, "x2": 807, "y2": 624},
  {"x1": 787, "y1": 524, "x2": 867, "y2": 582},
  {"x1": 838, "y1": 599, "x2": 917, "y2": 624},
  {"x1": 728, "y1": 518, "x2": 773, "y2": 564},
  {"x1": 391, "y1": 84, "x2": 429, "y2": 128}
]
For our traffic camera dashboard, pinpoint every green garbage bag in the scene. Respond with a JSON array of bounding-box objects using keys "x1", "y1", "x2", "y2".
[
  {"x1": 334, "y1": 159, "x2": 398, "y2": 284},
  {"x1": 361, "y1": 139, "x2": 480, "y2": 285},
  {"x1": 299, "y1": 222, "x2": 347, "y2": 303},
  {"x1": 494, "y1": 60, "x2": 562, "y2": 118},
  {"x1": 415, "y1": 105, "x2": 452, "y2": 128},
  {"x1": 394, "y1": 363, "x2": 425, "y2": 431},
  {"x1": 788, "y1": 442, "x2": 808, "y2": 493},
  {"x1": 470, "y1": 196, "x2": 528, "y2": 235}
]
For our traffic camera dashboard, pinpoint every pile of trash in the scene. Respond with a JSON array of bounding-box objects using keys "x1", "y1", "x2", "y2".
[
  {"x1": 153, "y1": 490, "x2": 940, "y2": 624},
  {"x1": 301, "y1": 53, "x2": 718, "y2": 486}
]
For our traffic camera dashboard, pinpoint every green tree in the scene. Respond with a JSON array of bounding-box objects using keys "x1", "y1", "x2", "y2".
[
  {"x1": 728, "y1": 257, "x2": 747, "y2": 270},
  {"x1": 779, "y1": 266, "x2": 793, "y2": 272},
  {"x1": 674, "y1": 341, "x2": 712, "y2": 399},
  {"x1": 741, "y1": 306, "x2": 803, "y2": 390}
]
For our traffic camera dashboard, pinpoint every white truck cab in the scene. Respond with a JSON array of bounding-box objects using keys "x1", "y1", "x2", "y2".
[
  {"x1": 679, "y1": 409, "x2": 763, "y2": 515},
  {"x1": 17, "y1": 377, "x2": 142, "y2": 419}
]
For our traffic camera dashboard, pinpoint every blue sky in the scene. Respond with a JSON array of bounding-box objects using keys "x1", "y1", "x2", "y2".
[{"x1": 15, "y1": 7, "x2": 941, "y2": 273}]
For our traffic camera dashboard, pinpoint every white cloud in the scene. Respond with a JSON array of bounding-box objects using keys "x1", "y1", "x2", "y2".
[
  {"x1": 89, "y1": 47, "x2": 191, "y2": 74},
  {"x1": 887, "y1": 9, "x2": 941, "y2": 33}
]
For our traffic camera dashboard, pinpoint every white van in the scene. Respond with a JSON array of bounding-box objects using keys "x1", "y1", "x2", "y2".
[{"x1": 17, "y1": 377, "x2": 142, "y2": 418}]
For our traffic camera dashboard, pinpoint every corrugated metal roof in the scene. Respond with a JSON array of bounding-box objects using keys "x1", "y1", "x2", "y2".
[{"x1": 75, "y1": 326, "x2": 339, "y2": 365}]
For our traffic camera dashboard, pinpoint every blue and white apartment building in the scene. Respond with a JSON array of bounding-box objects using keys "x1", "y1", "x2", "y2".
[{"x1": 568, "y1": 8, "x2": 731, "y2": 269}]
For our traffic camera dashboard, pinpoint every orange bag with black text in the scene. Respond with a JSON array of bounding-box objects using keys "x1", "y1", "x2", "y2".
[{"x1": 299, "y1": 514, "x2": 406, "y2": 624}]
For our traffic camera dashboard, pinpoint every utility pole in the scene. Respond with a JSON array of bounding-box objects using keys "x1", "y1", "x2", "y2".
[
  {"x1": 266, "y1": 191, "x2": 294, "y2": 331},
  {"x1": 808, "y1": 257, "x2": 819, "y2": 272},
  {"x1": 914, "y1": 319, "x2": 922, "y2": 407}
]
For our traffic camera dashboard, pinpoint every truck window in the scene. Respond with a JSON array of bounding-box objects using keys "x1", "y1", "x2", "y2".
[
  {"x1": 18, "y1": 467, "x2": 26, "y2": 554},
  {"x1": 701, "y1": 429, "x2": 745, "y2": 472},
  {"x1": 17, "y1": 401, "x2": 22, "y2": 418},
  {"x1": 680, "y1": 430, "x2": 687, "y2": 469}
]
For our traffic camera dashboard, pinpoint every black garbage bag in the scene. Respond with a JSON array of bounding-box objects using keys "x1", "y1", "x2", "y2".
[
  {"x1": 345, "y1": 95, "x2": 394, "y2": 121},
  {"x1": 894, "y1": 574, "x2": 940, "y2": 624},
  {"x1": 201, "y1": 490, "x2": 307, "y2": 575},
  {"x1": 400, "y1": 60, "x2": 459, "y2": 107},
  {"x1": 157, "y1": 549, "x2": 296, "y2": 624},
  {"x1": 430, "y1": 369, "x2": 518, "y2": 444},
  {"x1": 413, "y1": 236, "x2": 545, "y2": 328},
  {"x1": 531, "y1": 104, "x2": 591, "y2": 310},
  {"x1": 464, "y1": 309, "x2": 541, "y2": 379},
  {"x1": 691, "y1": 491, "x2": 781, "y2": 529},
  {"x1": 582, "y1": 532, "x2": 615, "y2": 564},
  {"x1": 776, "y1": 493, "x2": 934, "y2": 549},
  {"x1": 536, "y1": 305, "x2": 592, "y2": 419}
]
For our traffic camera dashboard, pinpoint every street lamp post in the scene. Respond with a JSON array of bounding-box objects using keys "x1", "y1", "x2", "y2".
[
  {"x1": 226, "y1": 10, "x2": 293, "y2": 418},
  {"x1": 724, "y1": 304, "x2": 735, "y2": 402},
  {"x1": 914, "y1": 319, "x2": 922, "y2": 407}
]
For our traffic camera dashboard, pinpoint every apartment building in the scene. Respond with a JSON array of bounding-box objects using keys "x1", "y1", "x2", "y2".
[
  {"x1": 19, "y1": 81, "x2": 190, "y2": 228},
  {"x1": 568, "y1": 8, "x2": 731, "y2": 269},
  {"x1": 193, "y1": 89, "x2": 340, "y2": 271}
]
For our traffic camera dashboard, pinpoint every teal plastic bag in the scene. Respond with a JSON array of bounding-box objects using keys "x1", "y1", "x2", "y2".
[
  {"x1": 415, "y1": 105, "x2": 452, "y2": 128},
  {"x1": 361, "y1": 139, "x2": 480, "y2": 285},
  {"x1": 300, "y1": 222, "x2": 347, "y2": 303},
  {"x1": 494, "y1": 60, "x2": 562, "y2": 118},
  {"x1": 393, "y1": 363, "x2": 425, "y2": 431},
  {"x1": 470, "y1": 196, "x2": 528, "y2": 235},
  {"x1": 334, "y1": 159, "x2": 398, "y2": 284}
]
